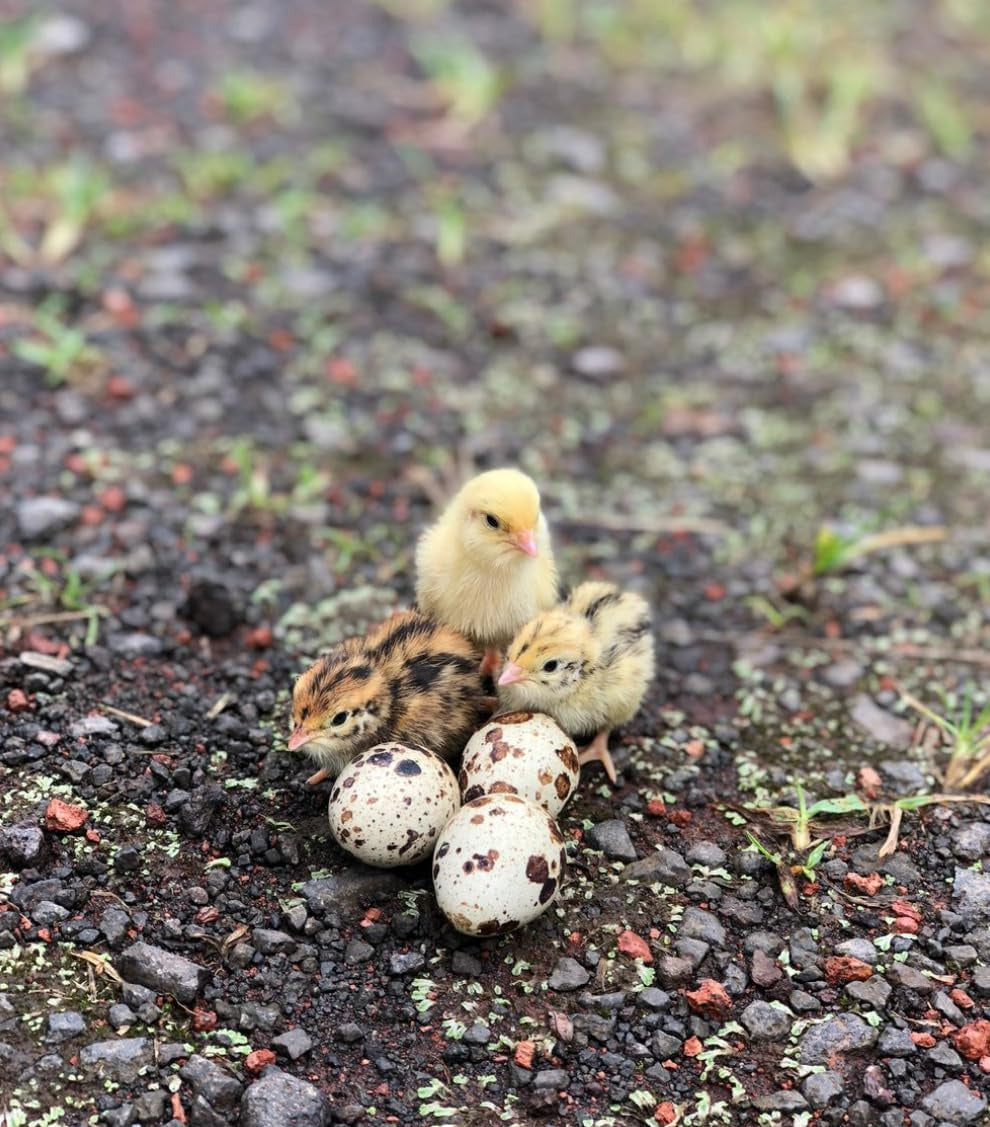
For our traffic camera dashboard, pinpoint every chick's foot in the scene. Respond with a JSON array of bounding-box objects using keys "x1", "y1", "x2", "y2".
[
  {"x1": 306, "y1": 766, "x2": 333, "y2": 786},
  {"x1": 579, "y1": 730, "x2": 617, "y2": 784}
]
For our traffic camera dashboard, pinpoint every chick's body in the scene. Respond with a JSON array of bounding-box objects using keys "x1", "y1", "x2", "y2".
[
  {"x1": 497, "y1": 581, "x2": 654, "y2": 782},
  {"x1": 289, "y1": 610, "x2": 486, "y2": 784},
  {"x1": 415, "y1": 469, "x2": 558, "y2": 664}
]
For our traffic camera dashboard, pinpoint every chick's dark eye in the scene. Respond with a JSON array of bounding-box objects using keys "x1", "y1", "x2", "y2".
[
  {"x1": 331, "y1": 711, "x2": 348, "y2": 727},
  {"x1": 484, "y1": 513, "x2": 500, "y2": 529},
  {"x1": 543, "y1": 660, "x2": 558, "y2": 673}
]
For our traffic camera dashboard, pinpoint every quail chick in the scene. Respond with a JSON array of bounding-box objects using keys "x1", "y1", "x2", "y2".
[
  {"x1": 497, "y1": 581, "x2": 654, "y2": 783},
  {"x1": 289, "y1": 610, "x2": 488, "y2": 785},
  {"x1": 415, "y1": 468, "x2": 559, "y2": 676}
]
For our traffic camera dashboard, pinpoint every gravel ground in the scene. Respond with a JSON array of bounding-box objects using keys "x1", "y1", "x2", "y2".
[{"x1": 1, "y1": 2, "x2": 989, "y2": 1125}]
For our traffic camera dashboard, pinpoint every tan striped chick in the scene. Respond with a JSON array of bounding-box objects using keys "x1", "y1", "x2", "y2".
[{"x1": 497, "y1": 581, "x2": 654, "y2": 782}]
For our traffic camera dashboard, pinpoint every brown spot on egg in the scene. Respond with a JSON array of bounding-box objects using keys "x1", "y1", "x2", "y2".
[
  {"x1": 396, "y1": 758, "x2": 422, "y2": 777},
  {"x1": 331, "y1": 786, "x2": 341, "y2": 802},
  {"x1": 458, "y1": 768, "x2": 469, "y2": 789},
  {"x1": 341, "y1": 810, "x2": 353, "y2": 823},
  {"x1": 463, "y1": 786, "x2": 485, "y2": 804},
  {"x1": 468, "y1": 808, "x2": 485, "y2": 821},
  {"x1": 526, "y1": 855, "x2": 549, "y2": 883},
  {"x1": 488, "y1": 739, "x2": 512, "y2": 763},
  {"x1": 548, "y1": 822, "x2": 565, "y2": 844},
  {"x1": 554, "y1": 774, "x2": 571, "y2": 799},
  {"x1": 538, "y1": 878, "x2": 557, "y2": 904},
  {"x1": 489, "y1": 781, "x2": 517, "y2": 795},
  {"x1": 342, "y1": 776, "x2": 356, "y2": 788},
  {"x1": 473, "y1": 849, "x2": 499, "y2": 871},
  {"x1": 495, "y1": 711, "x2": 533, "y2": 725},
  {"x1": 433, "y1": 863, "x2": 440, "y2": 879},
  {"x1": 397, "y1": 828, "x2": 421, "y2": 855},
  {"x1": 368, "y1": 750, "x2": 394, "y2": 767},
  {"x1": 436, "y1": 842, "x2": 450, "y2": 859},
  {"x1": 538, "y1": 769, "x2": 552, "y2": 785},
  {"x1": 556, "y1": 745, "x2": 579, "y2": 772},
  {"x1": 484, "y1": 727, "x2": 503, "y2": 745},
  {"x1": 463, "y1": 860, "x2": 474, "y2": 873},
  {"x1": 477, "y1": 918, "x2": 509, "y2": 935}
]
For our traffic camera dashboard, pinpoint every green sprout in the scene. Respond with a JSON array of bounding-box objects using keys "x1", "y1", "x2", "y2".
[
  {"x1": 412, "y1": 36, "x2": 504, "y2": 128},
  {"x1": 813, "y1": 524, "x2": 946, "y2": 575},
  {"x1": 214, "y1": 70, "x2": 296, "y2": 125},
  {"x1": 900, "y1": 684, "x2": 990, "y2": 790},
  {"x1": 0, "y1": 14, "x2": 40, "y2": 95},
  {"x1": 14, "y1": 298, "x2": 104, "y2": 387}
]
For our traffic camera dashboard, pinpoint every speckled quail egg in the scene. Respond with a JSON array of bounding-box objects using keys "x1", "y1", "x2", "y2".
[
  {"x1": 327, "y1": 744, "x2": 459, "y2": 868},
  {"x1": 432, "y1": 793, "x2": 567, "y2": 936},
  {"x1": 458, "y1": 711, "x2": 579, "y2": 817}
]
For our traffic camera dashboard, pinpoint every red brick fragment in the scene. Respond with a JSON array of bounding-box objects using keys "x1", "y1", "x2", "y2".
[
  {"x1": 953, "y1": 1020, "x2": 990, "y2": 1061},
  {"x1": 617, "y1": 930, "x2": 652, "y2": 963},
  {"x1": 684, "y1": 979, "x2": 732, "y2": 1018},
  {"x1": 824, "y1": 956, "x2": 873, "y2": 984},
  {"x1": 45, "y1": 798, "x2": 88, "y2": 832}
]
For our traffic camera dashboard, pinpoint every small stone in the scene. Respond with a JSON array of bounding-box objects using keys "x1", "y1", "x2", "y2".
[
  {"x1": 451, "y1": 950, "x2": 482, "y2": 976},
  {"x1": 851, "y1": 694, "x2": 913, "y2": 748},
  {"x1": 835, "y1": 938, "x2": 879, "y2": 965},
  {"x1": 622, "y1": 848, "x2": 690, "y2": 886},
  {"x1": 180, "y1": 1053, "x2": 243, "y2": 1109},
  {"x1": 240, "y1": 1067, "x2": 332, "y2": 1127},
  {"x1": 586, "y1": 819, "x2": 637, "y2": 861},
  {"x1": 272, "y1": 1028, "x2": 313, "y2": 1060},
  {"x1": 741, "y1": 1000, "x2": 794, "y2": 1041},
  {"x1": 951, "y1": 822, "x2": 990, "y2": 862},
  {"x1": 803, "y1": 1070, "x2": 844, "y2": 1108},
  {"x1": 636, "y1": 987, "x2": 670, "y2": 1010},
  {"x1": 30, "y1": 900, "x2": 68, "y2": 926},
  {"x1": 463, "y1": 1022, "x2": 491, "y2": 1045},
  {"x1": 181, "y1": 580, "x2": 241, "y2": 638},
  {"x1": 300, "y1": 870, "x2": 400, "y2": 913},
  {"x1": 789, "y1": 989, "x2": 822, "y2": 1013},
  {"x1": 571, "y1": 346, "x2": 625, "y2": 379},
  {"x1": 752, "y1": 1091, "x2": 808, "y2": 1112},
  {"x1": 920, "y1": 1079, "x2": 987, "y2": 1123},
  {"x1": 678, "y1": 907, "x2": 726, "y2": 946},
  {"x1": 656, "y1": 955, "x2": 694, "y2": 987},
  {"x1": 928, "y1": 1042, "x2": 963, "y2": 1070},
  {"x1": 953, "y1": 868, "x2": 990, "y2": 922},
  {"x1": 685, "y1": 841, "x2": 727, "y2": 867},
  {"x1": 108, "y1": 1004, "x2": 136, "y2": 1028},
  {"x1": 16, "y1": 497, "x2": 80, "y2": 538},
  {"x1": 251, "y1": 928, "x2": 295, "y2": 955},
  {"x1": 799, "y1": 1013, "x2": 878, "y2": 1064},
  {"x1": 887, "y1": 964, "x2": 934, "y2": 994},
  {"x1": 344, "y1": 939, "x2": 373, "y2": 965},
  {"x1": 338, "y1": 1023, "x2": 364, "y2": 1044},
  {"x1": 45, "y1": 1011, "x2": 86, "y2": 1043},
  {"x1": 79, "y1": 1037, "x2": 150, "y2": 1081},
  {"x1": 847, "y1": 976, "x2": 892, "y2": 1009},
  {"x1": 547, "y1": 957, "x2": 590, "y2": 992},
  {"x1": 0, "y1": 822, "x2": 46, "y2": 868},
  {"x1": 651, "y1": 1032, "x2": 682, "y2": 1058},
  {"x1": 750, "y1": 949, "x2": 782, "y2": 988},
  {"x1": 877, "y1": 1026, "x2": 916, "y2": 1056},
  {"x1": 971, "y1": 965, "x2": 990, "y2": 996},
  {"x1": 389, "y1": 951, "x2": 425, "y2": 976},
  {"x1": 116, "y1": 942, "x2": 210, "y2": 1004},
  {"x1": 945, "y1": 945, "x2": 978, "y2": 970}
]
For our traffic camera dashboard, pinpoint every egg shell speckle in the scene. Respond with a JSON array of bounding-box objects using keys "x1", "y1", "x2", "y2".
[
  {"x1": 328, "y1": 743, "x2": 459, "y2": 868},
  {"x1": 432, "y1": 793, "x2": 567, "y2": 936},
  {"x1": 458, "y1": 711, "x2": 579, "y2": 817}
]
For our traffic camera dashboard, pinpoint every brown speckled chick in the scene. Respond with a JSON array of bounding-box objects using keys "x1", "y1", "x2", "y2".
[{"x1": 289, "y1": 610, "x2": 488, "y2": 785}]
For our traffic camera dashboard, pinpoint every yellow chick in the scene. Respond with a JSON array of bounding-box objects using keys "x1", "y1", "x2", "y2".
[
  {"x1": 288, "y1": 610, "x2": 487, "y2": 785},
  {"x1": 414, "y1": 468, "x2": 559, "y2": 676},
  {"x1": 496, "y1": 581, "x2": 654, "y2": 782}
]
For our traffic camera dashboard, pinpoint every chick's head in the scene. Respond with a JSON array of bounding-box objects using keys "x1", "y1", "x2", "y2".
[
  {"x1": 455, "y1": 468, "x2": 543, "y2": 564},
  {"x1": 289, "y1": 644, "x2": 388, "y2": 773},
  {"x1": 498, "y1": 608, "x2": 598, "y2": 704}
]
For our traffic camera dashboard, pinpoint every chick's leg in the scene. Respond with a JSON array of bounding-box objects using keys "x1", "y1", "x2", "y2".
[
  {"x1": 578, "y1": 730, "x2": 617, "y2": 784},
  {"x1": 306, "y1": 766, "x2": 333, "y2": 786},
  {"x1": 479, "y1": 647, "x2": 502, "y2": 679}
]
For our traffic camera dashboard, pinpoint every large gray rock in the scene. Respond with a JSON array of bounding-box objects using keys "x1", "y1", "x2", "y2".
[
  {"x1": 586, "y1": 819, "x2": 637, "y2": 861},
  {"x1": 0, "y1": 822, "x2": 46, "y2": 868},
  {"x1": 741, "y1": 1000, "x2": 794, "y2": 1041},
  {"x1": 547, "y1": 957, "x2": 590, "y2": 992},
  {"x1": 79, "y1": 1037, "x2": 150, "y2": 1081},
  {"x1": 623, "y1": 848, "x2": 690, "y2": 887},
  {"x1": 240, "y1": 1067, "x2": 332, "y2": 1127},
  {"x1": 116, "y1": 941, "x2": 210, "y2": 1003},
  {"x1": 678, "y1": 906, "x2": 726, "y2": 947},
  {"x1": 920, "y1": 1079, "x2": 987, "y2": 1123},
  {"x1": 798, "y1": 1013, "x2": 878, "y2": 1064},
  {"x1": 16, "y1": 497, "x2": 80, "y2": 539},
  {"x1": 851, "y1": 694, "x2": 913, "y2": 748},
  {"x1": 953, "y1": 868, "x2": 990, "y2": 923},
  {"x1": 299, "y1": 870, "x2": 400, "y2": 914},
  {"x1": 802, "y1": 1071, "x2": 844, "y2": 1108},
  {"x1": 180, "y1": 1053, "x2": 242, "y2": 1110}
]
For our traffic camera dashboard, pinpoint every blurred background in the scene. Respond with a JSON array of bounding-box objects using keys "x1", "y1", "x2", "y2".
[{"x1": 1, "y1": 0, "x2": 988, "y2": 662}]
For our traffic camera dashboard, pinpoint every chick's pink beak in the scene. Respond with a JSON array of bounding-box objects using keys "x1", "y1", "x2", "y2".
[
  {"x1": 513, "y1": 529, "x2": 538, "y2": 557},
  {"x1": 288, "y1": 726, "x2": 315, "y2": 751},
  {"x1": 498, "y1": 661, "x2": 526, "y2": 686}
]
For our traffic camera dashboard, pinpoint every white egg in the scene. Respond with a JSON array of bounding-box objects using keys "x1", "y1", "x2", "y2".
[
  {"x1": 432, "y1": 793, "x2": 567, "y2": 936},
  {"x1": 327, "y1": 744, "x2": 459, "y2": 868},
  {"x1": 458, "y1": 711, "x2": 579, "y2": 817}
]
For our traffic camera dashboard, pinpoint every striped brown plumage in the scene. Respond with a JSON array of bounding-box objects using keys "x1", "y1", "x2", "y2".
[{"x1": 289, "y1": 610, "x2": 488, "y2": 784}]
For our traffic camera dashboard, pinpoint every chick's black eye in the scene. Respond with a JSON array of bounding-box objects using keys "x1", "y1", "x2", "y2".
[
  {"x1": 484, "y1": 513, "x2": 500, "y2": 529},
  {"x1": 543, "y1": 660, "x2": 558, "y2": 673},
  {"x1": 331, "y1": 711, "x2": 348, "y2": 727}
]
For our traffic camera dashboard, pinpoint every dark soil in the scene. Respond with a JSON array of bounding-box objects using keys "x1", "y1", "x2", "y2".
[{"x1": 1, "y1": 2, "x2": 989, "y2": 1126}]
